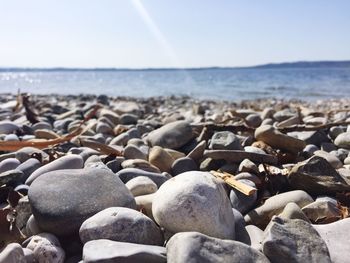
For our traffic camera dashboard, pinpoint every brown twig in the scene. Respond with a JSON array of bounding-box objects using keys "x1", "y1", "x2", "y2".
[{"x1": 277, "y1": 121, "x2": 350, "y2": 133}]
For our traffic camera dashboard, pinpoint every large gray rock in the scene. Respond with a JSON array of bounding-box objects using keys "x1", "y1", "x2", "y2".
[
  {"x1": 16, "y1": 158, "x2": 42, "y2": 182},
  {"x1": 313, "y1": 218, "x2": 350, "y2": 263},
  {"x1": 29, "y1": 168, "x2": 136, "y2": 236},
  {"x1": 244, "y1": 190, "x2": 313, "y2": 228},
  {"x1": 209, "y1": 131, "x2": 243, "y2": 150},
  {"x1": 83, "y1": 239, "x2": 166, "y2": 263},
  {"x1": 146, "y1": 121, "x2": 193, "y2": 149},
  {"x1": 25, "y1": 154, "x2": 84, "y2": 185},
  {"x1": 288, "y1": 156, "x2": 350, "y2": 195},
  {"x1": 80, "y1": 207, "x2": 163, "y2": 246},
  {"x1": 334, "y1": 132, "x2": 350, "y2": 149},
  {"x1": 152, "y1": 171, "x2": 235, "y2": 239},
  {"x1": 117, "y1": 168, "x2": 170, "y2": 188},
  {"x1": 167, "y1": 231, "x2": 270, "y2": 263},
  {"x1": 262, "y1": 217, "x2": 331, "y2": 263}
]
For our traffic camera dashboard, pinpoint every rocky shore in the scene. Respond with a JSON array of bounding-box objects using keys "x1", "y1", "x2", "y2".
[{"x1": 0, "y1": 93, "x2": 350, "y2": 263}]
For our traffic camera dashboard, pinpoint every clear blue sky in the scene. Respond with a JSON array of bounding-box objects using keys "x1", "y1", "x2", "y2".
[{"x1": 1, "y1": 0, "x2": 349, "y2": 68}]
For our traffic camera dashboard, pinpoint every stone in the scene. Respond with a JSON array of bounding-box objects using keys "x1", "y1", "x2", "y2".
[
  {"x1": 244, "y1": 146, "x2": 267, "y2": 155},
  {"x1": 117, "y1": 168, "x2": 170, "y2": 187},
  {"x1": 334, "y1": 132, "x2": 350, "y2": 149},
  {"x1": 26, "y1": 215, "x2": 42, "y2": 236},
  {"x1": 288, "y1": 156, "x2": 350, "y2": 195},
  {"x1": 34, "y1": 129, "x2": 60, "y2": 139},
  {"x1": 279, "y1": 202, "x2": 310, "y2": 222},
  {"x1": 96, "y1": 122, "x2": 113, "y2": 134},
  {"x1": 32, "y1": 121, "x2": 52, "y2": 131},
  {"x1": 232, "y1": 208, "x2": 250, "y2": 244},
  {"x1": 121, "y1": 159, "x2": 161, "y2": 173},
  {"x1": 152, "y1": 171, "x2": 235, "y2": 239},
  {"x1": 245, "y1": 225, "x2": 264, "y2": 251},
  {"x1": 0, "y1": 121, "x2": 20, "y2": 134},
  {"x1": 126, "y1": 176, "x2": 158, "y2": 197},
  {"x1": 329, "y1": 126, "x2": 344, "y2": 140},
  {"x1": 187, "y1": 140, "x2": 206, "y2": 162},
  {"x1": 16, "y1": 158, "x2": 42, "y2": 182},
  {"x1": 166, "y1": 231, "x2": 270, "y2": 263},
  {"x1": 29, "y1": 168, "x2": 136, "y2": 236},
  {"x1": 15, "y1": 147, "x2": 48, "y2": 163},
  {"x1": 302, "y1": 144, "x2": 319, "y2": 157},
  {"x1": 27, "y1": 233, "x2": 65, "y2": 263},
  {"x1": 80, "y1": 207, "x2": 164, "y2": 245},
  {"x1": 0, "y1": 157, "x2": 20, "y2": 174},
  {"x1": 209, "y1": 131, "x2": 243, "y2": 150},
  {"x1": 314, "y1": 150, "x2": 343, "y2": 169},
  {"x1": 244, "y1": 190, "x2": 313, "y2": 228},
  {"x1": 23, "y1": 248, "x2": 35, "y2": 263},
  {"x1": 4, "y1": 134, "x2": 19, "y2": 141},
  {"x1": 0, "y1": 169, "x2": 24, "y2": 186},
  {"x1": 146, "y1": 120, "x2": 194, "y2": 149},
  {"x1": 289, "y1": 130, "x2": 330, "y2": 147},
  {"x1": 124, "y1": 144, "x2": 148, "y2": 160},
  {"x1": 301, "y1": 198, "x2": 340, "y2": 223},
  {"x1": 313, "y1": 218, "x2": 350, "y2": 263},
  {"x1": 0, "y1": 243, "x2": 26, "y2": 263},
  {"x1": 171, "y1": 157, "x2": 197, "y2": 175},
  {"x1": 135, "y1": 193, "x2": 155, "y2": 221},
  {"x1": 83, "y1": 239, "x2": 166, "y2": 263},
  {"x1": 245, "y1": 113, "x2": 262, "y2": 128},
  {"x1": 321, "y1": 142, "x2": 337, "y2": 152},
  {"x1": 255, "y1": 125, "x2": 306, "y2": 153},
  {"x1": 262, "y1": 217, "x2": 331, "y2": 263},
  {"x1": 149, "y1": 146, "x2": 175, "y2": 173},
  {"x1": 25, "y1": 154, "x2": 84, "y2": 185},
  {"x1": 230, "y1": 179, "x2": 257, "y2": 214},
  {"x1": 238, "y1": 158, "x2": 259, "y2": 174},
  {"x1": 120, "y1": 113, "x2": 139, "y2": 125},
  {"x1": 234, "y1": 172, "x2": 262, "y2": 185}
]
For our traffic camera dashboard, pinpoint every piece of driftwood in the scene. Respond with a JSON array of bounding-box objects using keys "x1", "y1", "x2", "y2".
[
  {"x1": 204, "y1": 150, "x2": 278, "y2": 165},
  {"x1": 210, "y1": 170, "x2": 257, "y2": 196},
  {"x1": 79, "y1": 139, "x2": 122, "y2": 156},
  {"x1": 277, "y1": 120, "x2": 350, "y2": 133}
]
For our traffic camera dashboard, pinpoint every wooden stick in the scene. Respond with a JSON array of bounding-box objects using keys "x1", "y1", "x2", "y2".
[
  {"x1": 210, "y1": 170, "x2": 257, "y2": 196},
  {"x1": 277, "y1": 120, "x2": 350, "y2": 133}
]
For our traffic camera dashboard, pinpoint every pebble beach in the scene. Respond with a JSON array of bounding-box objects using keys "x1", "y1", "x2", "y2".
[{"x1": 0, "y1": 92, "x2": 350, "y2": 262}]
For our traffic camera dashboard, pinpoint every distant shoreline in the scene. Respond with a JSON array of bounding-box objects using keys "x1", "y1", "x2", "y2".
[{"x1": 1, "y1": 60, "x2": 350, "y2": 72}]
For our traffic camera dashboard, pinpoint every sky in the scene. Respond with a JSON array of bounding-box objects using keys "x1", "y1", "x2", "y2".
[{"x1": 0, "y1": 0, "x2": 350, "y2": 68}]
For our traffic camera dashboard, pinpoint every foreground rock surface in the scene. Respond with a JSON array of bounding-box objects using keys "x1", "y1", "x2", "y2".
[{"x1": 29, "y1": 168, "x2": 136, "y2": 236}]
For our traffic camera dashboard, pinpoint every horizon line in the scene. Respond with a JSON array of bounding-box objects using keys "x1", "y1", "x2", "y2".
[{"x1": 1, "y1": 59, "x2": 350, "y2": 71}]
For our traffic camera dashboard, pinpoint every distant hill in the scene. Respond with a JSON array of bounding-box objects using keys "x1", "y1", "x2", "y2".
[
  {"x1": 251, "y1": 61, "x2": 350, "y2": 69},
  {"x1": 1, "y1": 60, "x2": 350, "y2": 72}
]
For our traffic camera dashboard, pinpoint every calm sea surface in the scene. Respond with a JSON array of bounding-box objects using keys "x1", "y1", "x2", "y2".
[{"x1": 0, "y1": 67, "x2": 349, "y2": 101}]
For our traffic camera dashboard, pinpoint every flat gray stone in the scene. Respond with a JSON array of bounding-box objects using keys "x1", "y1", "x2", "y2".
[
  {"x1": 146, "y1": 121, "x2": 193, "y2": 149},
  {"x1": 80, "y1": 207, "x2": 163, "y2": 245},
  {"x1": 167, "y1": 231, "x2": 270, "y2": 263},
  {"x1": 0, "y1": 121, "x2": 20, "y2": 134},
  {"x1": 262, "y1": 217, "x2": 331, "y2": 263},
  {"x1": 288, "y1": 156, "x2": 350, "y2": 195},
  {"x1": 0, "y1": 243, "x2": 26, "y2": 263},
  {"x1": 83, "y1": 239, "x2": 166, "y2": 263},
  {"x1": 171, "y1": 157, "x2": 197, "y2": 175},
  {"x1": 230, "y1": 179, "x2": 257, "y2": 214},
  {"x1": 209, "y1": 131, "x2": 243, "y2": 150},
  {"x1": 152, "y1": 171, "x2": 235, "y2": 239},
  {"x1": 16, "y1": 158, "x2": 42, "y2": 182},
  {"x1": 29, "y1": 168, "x2": 136, "y2": 236},
  {"x1": 279, "y1": 202, "x2": 311, "y2": 223}
]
